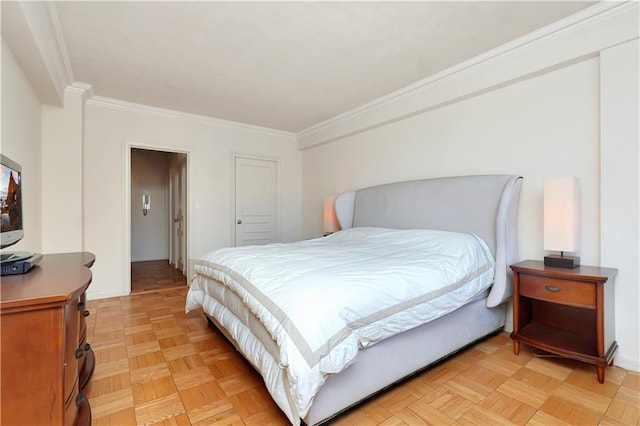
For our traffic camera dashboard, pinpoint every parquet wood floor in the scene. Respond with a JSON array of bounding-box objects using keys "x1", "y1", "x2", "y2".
[
  {"x1": 131, "y1": 260, "x2": 187, "y2": 293},
  {"x1": 86, "y1": 286, "x2": 639, "y2": 425}
]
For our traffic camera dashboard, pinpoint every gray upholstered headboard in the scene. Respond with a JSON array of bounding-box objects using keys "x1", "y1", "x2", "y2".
[{"x1": 334, "y1": 175, "x2": 523, "y2": 307}]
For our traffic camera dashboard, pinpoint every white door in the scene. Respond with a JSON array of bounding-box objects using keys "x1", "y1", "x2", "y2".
[{"x1": 234, "y1": 156, "x2": 278, "y2": 246}]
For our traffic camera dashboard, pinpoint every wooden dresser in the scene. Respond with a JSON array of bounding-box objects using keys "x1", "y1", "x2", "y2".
[{"x1": 1, "y1": 252, "x2": 96, "y2": 425}]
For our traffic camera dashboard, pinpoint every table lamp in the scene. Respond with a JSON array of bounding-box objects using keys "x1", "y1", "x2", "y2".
[
  {"x1": 323, "y1": 196, "x2": 340, "y2": 236},
  {"x1": 543, "y1": 177, "x2": 580, "y2": 268}
]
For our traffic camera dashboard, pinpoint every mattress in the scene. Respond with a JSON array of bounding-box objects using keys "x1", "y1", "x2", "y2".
[{"x1": 186, "y1": 227, "x2": 496, "y2": 424}]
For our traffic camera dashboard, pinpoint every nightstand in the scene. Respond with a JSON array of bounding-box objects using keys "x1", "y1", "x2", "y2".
[{"x1": 510, "y1": 260, "x2": 618, "y2": 383}]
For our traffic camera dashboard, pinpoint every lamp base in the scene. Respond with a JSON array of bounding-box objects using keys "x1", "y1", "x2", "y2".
[{"x1": 544, "y1": 254, "x2": 580, "y2": 268}]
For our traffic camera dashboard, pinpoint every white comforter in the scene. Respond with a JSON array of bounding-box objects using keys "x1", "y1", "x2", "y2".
[{"x1": 186, "y1": 227, "x2": 495, "y2": 423}]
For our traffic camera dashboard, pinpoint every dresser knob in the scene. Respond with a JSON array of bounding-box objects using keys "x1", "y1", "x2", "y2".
[
  {"x1": 76, "y1": 393, "x2": 84, "y2": 406},
  {"x1": 84, "y1": 343, "x2": 91, "y2": 351},
  {"x1": 75, "y1": 347, "x2": 84, "y2": 359},
  {"x1": 77, "y1": 302, "x2": 85, "y2": 311},
  {"x1": 83, "y1": 310, "x2": 90, "y2": 317},
  {"x1": 544, "y1": 286, "x2": 562, "y2": 292}
]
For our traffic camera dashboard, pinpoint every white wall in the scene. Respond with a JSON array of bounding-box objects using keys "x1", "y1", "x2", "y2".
[
  {"x1": 83, "y1": 100, "x2": 302, "y2": 299},
  {"x1": 303, "y1": 58, "x2": 601, "y2": 263},
  {"x1": 41, "y1": 84, "x2": 88, "y2": 254},
  {"x1": 600, "y1": 38, "x2": 640, "y2": 374},
  {"x1": 300, "y1": 5, "x2": 639, "y2": 372},
  {"x1": 1, "y1": 39, "x2": 42, "y2": 253},
  {"x1": 130, "y1": 148, "x2": 169, "y2": 262}
]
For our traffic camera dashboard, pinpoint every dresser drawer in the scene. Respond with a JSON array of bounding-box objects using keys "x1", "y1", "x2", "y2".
[{"x1": 519, "y1": 273, "x2": 595, "y2": 308}]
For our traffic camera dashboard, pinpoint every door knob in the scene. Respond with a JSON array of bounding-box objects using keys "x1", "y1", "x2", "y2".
[{"x1": 236, "y1": 219, "x2": 242, "y2": 224}]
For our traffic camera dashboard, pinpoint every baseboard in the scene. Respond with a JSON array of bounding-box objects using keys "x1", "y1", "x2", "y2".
[
  {"x1": 85, "y1": 289, "x2": 129, "y2": 300},
  {"x1": 614, "y1": 353, "x2": 640, "y2": 373}
]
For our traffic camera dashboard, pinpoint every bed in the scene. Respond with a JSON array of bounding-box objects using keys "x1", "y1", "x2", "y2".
[{"x1": 186, "y1": 174, "x2": 523, "y2": 425}]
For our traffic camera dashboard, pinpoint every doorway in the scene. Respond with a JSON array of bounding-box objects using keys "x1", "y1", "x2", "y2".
[{"x1": 129, "y1": 147, "x2": 188, "y2": 293}]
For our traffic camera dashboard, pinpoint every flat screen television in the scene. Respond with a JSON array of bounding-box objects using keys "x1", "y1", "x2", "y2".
[{"x1": 1, "y1": 154, "x2": 24, "y2": 252}]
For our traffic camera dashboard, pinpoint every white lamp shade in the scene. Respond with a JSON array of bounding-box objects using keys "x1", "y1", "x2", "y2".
[
  {"x1": 323, "y1": 196, "x2": 340, "y2": 234},
  {"x1": 543, "y1": 177, "x2": 580, "y2": 252}
]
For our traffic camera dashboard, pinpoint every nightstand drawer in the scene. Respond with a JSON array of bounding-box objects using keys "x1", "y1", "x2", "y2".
[{"x1": 520, "y1": 274, "x2": 595, "y2": 308}]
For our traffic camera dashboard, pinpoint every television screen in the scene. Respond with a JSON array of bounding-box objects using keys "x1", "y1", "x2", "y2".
[{"x1": 1, "y1": 155, "x2": 23, "y2": 249}]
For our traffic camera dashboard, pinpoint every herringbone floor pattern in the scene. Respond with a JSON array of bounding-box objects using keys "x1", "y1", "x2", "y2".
[{"x1": 86, "y1": 286, "x2": 639, "y2": 425}]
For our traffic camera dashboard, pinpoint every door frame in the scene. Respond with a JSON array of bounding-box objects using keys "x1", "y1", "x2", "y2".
[
  {"x1": 230, "y1": 152, "x2": 280, "y2": 247},
  {"x1": 168, "y1": 154, "x2": 187, "y2": 271},
  {"x1": 124, "y1": 141, "x2": 191, "y2": 295}
]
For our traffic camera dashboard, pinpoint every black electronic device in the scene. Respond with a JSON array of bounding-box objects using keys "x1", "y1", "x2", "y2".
[
  {"x1": 1, "y1": 154, "x2": 24, "y2": 249},
  {"x1": 1, "y1": 252, "x2": 42, "y2": 276},
  {"x1": 1, "y1": 154, "x2": 38, "y2": 275}
]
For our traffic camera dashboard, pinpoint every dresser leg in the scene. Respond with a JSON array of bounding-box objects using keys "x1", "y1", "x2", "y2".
[
  {"x1": 597, "y1": 366, "x2": 605, "y2": 384},
  {"x1": 513, "y1": 340, "x2": 520, "y2": 355}
]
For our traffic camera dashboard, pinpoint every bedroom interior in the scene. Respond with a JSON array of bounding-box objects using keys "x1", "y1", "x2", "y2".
[{"x1": 1, "y1": 1, "x2": 638, "y2": 425}]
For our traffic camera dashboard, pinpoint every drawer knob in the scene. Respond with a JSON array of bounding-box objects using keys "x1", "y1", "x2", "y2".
[
  {"x1": 75, "y1": 347, "x2": 84, "y2": 359},
  {"x1": 545, "y1": 285, "x2": 562, "y2": 292},
  {"x1": 77, "y1": 302, "x2": 85, "y2": 311},
  {"x1": 83, "y1": 310, "x2": 90, "y2": 317},
  {"x1": 76, "y1": 393, "x2": 85, "y2": 406},
  {"x1": 84, "y1": 343, "x2": 91, "y2": 351}
]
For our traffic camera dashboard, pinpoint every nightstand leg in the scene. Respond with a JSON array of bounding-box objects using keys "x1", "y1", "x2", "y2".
[
  {"x1": 513, "y1": 340, "x2": 520, "y2": 355},
  {"x1": 597, "y1": 366, "x2": 605, "y2": 384}
]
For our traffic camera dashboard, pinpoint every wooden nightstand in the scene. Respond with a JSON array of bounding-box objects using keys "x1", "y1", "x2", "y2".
[{"x1": 510, "y1": 260, "x2": 618, "y2": 383}]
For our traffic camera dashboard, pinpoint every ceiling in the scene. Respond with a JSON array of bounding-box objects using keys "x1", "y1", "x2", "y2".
[{"x1": 54, "y1": 1, "x2": 595, "y2": 133}]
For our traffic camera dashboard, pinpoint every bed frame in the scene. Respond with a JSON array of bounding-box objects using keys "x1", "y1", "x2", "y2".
[
  {"x1": 303, "y1": 174, "x2": 522, "y2": 425},
  {"x1": 204, "y1": 174, "x2": 523, "y2": 425}
]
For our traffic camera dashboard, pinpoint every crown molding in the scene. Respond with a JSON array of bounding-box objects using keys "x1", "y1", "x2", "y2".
[
  {"x1": 45, "y1": 2, "x2": 74, "y2": 87},
  {"x1": 69, "y1": 81, "x2": 94, "y2": 93},
  {"x1": 1, "y1": 2, "x2": 74, "y2": 106},
  {"x1": 297, "y1": 1, "x2": 639, "y2": 150},
  {"x1": 86, "y1": 95, "x2": 297, "y2": 139},
  {"x1": 68, "y1": 82, "x2": 94, "y2": 102}
]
